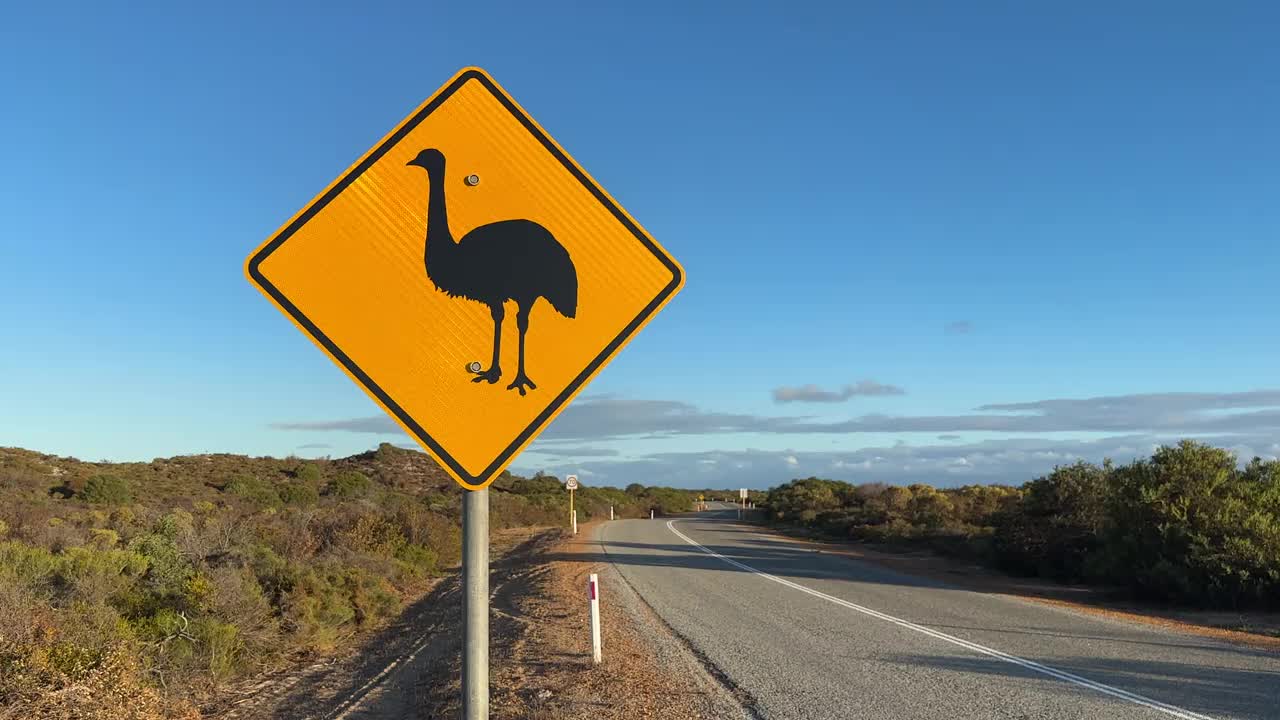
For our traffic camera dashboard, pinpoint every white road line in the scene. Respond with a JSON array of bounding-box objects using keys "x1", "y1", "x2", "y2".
[{"x1": 666, "y1": 520, "x2": 1217, "y2": 720}]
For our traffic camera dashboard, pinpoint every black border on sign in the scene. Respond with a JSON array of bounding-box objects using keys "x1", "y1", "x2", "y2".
[{"x1": 247, "y1": 69, "x2": 682, "y2": 489}]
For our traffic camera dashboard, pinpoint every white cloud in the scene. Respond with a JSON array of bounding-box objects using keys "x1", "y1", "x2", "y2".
[
  {"x1": 274, "y1": 389, "x2": 1280, "y2": 441},
  {"x1": 773, "y1": 380, "x2": 907, "y2": 404},
  {"x1": 514, "y1": 433, "x2": 1280, "y2": 490}
]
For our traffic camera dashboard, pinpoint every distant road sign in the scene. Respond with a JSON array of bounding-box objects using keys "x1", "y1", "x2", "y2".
[
  {"x1": 246, "y1": 67, "x2": 684, "y2": 490},
  {"x1": 740, "y1": 488, "x2": 748, "y2": 499},
  {"x1": 565, "y1": 475, "x2": 579, "y2": 490}
]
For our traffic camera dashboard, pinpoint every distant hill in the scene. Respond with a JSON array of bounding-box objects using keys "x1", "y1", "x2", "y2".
[{"x1": 0, "y1": 442, "x2": 457, "y2": 504}]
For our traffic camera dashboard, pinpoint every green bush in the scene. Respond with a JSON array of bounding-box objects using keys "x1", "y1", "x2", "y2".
[
  {"x1": 294, "y1": 462, "x2": 322, "y2": 484},
  {"x1": 280, "y1": 482, "x2": 320, "y2": 506},
  {"x1": 511, "y1": 475, "x2": 562, "y2": 495},
  {"x1": 283, "y1": 567, "x2": 357, "y2": 650},
  {"x1": 1100, "y1": 442, "x2": 1280, "y2": 607},
  {"x1": 394, "y1": 543, "x2": 439, "y2": 578},
  {"x1": 128, "y1": 530, "x2": 194, "y2": 606},
  {"x1": 224, "y1": 475, "x2": 282, "y2": 508},
  {"x1": 193, "y1": 617, "x2": 243, "y2": 682},
  {"x1": 329, "y1": 471, "x2": 371, "y2": 499},
  {"x1": 992, "y1": 461, "x2": 1107, "y2": 581},
  {"x1": 80, "y1": 474, "x2": 132, "y2": 505}
]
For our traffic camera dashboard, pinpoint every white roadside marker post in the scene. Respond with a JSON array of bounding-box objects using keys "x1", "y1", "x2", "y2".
[
  {"x1": 650, "y1": 509, "x2": 654, "y2": 520},
  {"x1": 609, "y1": 505, "x2": 614, "y2": 520},
  {"x1": 588, "y1": 573, "x2": 602, "y2": 664},
  {"x1": 572, "y1": 509, "x2": 578, "y2": 535}
]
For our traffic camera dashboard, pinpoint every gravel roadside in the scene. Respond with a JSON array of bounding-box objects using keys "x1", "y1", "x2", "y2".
[{"x1": 487, "y1": 522, "x2": 749, "y2": 719}]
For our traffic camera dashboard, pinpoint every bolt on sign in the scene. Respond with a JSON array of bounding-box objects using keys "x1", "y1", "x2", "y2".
[{"x1": 245, "y1": 67, "x2": 684, "y2": 490}]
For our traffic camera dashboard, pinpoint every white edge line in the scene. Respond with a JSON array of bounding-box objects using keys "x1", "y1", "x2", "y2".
[{"x1": 666, "y1": 519, "x2": 1218, "y2": 720}]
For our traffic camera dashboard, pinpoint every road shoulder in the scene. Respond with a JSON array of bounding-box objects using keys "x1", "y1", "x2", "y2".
[{"x1": 487, "y1": 522, "x2": 748, "y2": 719}]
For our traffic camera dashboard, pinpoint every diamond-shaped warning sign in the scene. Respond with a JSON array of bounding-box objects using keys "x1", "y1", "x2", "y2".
[{"x1": 246, "y1": 67, "x2": 683, "y2": 490}]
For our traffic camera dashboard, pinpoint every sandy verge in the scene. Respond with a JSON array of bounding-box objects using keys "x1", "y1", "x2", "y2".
[{"x1": 486, "y1": 523, "x2": 747, "y2": 719}]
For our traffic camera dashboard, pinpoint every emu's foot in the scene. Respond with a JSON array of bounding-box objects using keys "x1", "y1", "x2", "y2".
[
  {"x1": 506, "y1": 372, "x2": 537, "y2": 396},
  {"x1": 471, "y1": 367, "x2": 501, "y2": 384}
]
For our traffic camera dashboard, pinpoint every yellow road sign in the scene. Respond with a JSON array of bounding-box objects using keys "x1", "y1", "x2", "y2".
[{"x1": 246, "y1": 67, "x2": 684, "y2": 490}]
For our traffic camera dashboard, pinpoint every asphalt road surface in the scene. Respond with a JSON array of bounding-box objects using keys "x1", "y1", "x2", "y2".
[{"x1": 597, "y1": 505, "x2": 1278, "y2": 720}]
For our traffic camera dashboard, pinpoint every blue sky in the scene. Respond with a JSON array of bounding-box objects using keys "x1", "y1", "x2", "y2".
[{"x1": 2, "y1": 2, "x2": 1278, "y2": 488}]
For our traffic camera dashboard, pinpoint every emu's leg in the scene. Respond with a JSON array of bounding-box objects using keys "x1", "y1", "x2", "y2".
[
  {"x1": 507, "y1": 304, "x2": 537, "y2": 395},
  {"x1": 472, "y1": 304, "x2": 503, "y2": 384}
]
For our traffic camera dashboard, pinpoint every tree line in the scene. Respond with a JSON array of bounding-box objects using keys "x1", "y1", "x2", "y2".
[{"x1": 764, "y1": 440, "x2": 1280, "y2": 610}]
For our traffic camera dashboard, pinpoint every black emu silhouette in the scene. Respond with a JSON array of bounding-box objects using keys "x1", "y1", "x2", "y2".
[{"x1": 407, "y1": 148, "x2": 578, "y2": 396}]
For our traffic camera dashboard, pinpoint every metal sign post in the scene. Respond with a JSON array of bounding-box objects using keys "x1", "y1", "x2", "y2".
[{"x1": 462, "y1": 488, "x2": 489, "y2": 720}]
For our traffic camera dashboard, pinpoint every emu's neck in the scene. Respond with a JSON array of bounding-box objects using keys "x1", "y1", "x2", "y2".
[{"x1": 424, "y1": 167, "x2": 455, "y2": 274}]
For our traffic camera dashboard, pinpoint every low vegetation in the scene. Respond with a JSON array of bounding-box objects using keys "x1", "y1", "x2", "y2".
[
  {"x1": 0, "y1": 443, "x2": 698, "y2": 718},
  {"x1": 765, "y1": 440, "x2": 1280, "y2": 610}
]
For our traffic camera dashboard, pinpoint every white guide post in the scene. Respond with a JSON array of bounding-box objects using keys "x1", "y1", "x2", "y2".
[
  {"x1": 572, "y1": 509, "x2": 578, "y2": 535},
  {"x1": 588, "y1": 573, "x2": 602, "y2": 664}
]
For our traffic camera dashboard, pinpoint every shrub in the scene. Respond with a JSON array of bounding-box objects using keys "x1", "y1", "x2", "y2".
[
  {"x1": 87, "y1": 528, "x2": 119, "y2": 549},
  {"x1": 346, "y1": 568, "x2": 400, "y2": 626},
  {"x1": 283, "y1": 567, "x2": 357, "y2": 650},
  {"x1": 224, "y1": 475, "x2": 282, "y2": 509},
  {"x1": 206, "y1": 565, "x2": 277, "y2": 653},
  {"x1": 109, "y1": 506, "x2": 136, "y2": 530},
  {"x1": 294, "y1": 462, "x2": 322, "y2": 484},
  {"x1": 511, "y1": 475, "x2": 561, "y2": 495},
  {"x1": 193, "y1": 617, "x2": 243, "y2": 682},
  {"x1": 1102, "y1": 442, "x2": 1280, "y2": 606},
  {"x1": 80, "y1": 474, "x2": 132, "y2": 505},
  {"x1": 128, "y1": 530, "x2": 194, "y2": 605},
  {"x1": 329, "y1": 471, "x2": 371, "y2": 499},
  {"x1": 394, "y1": 543, "x2": 439, "y2": 579},
  {"x1": 339, "y1": 515, "x2": 405, "y2": 556},
  {"x1": 280, "y1": 482, "x2": 320, "y2": 506},
  {"x1": 992, "y1": 462, "x2": 1108, "y2": 581}
]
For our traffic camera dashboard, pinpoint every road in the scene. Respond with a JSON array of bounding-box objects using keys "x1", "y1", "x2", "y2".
[{"x1": 597, "y1": 505, "x2": 1278, "y2": 720}]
